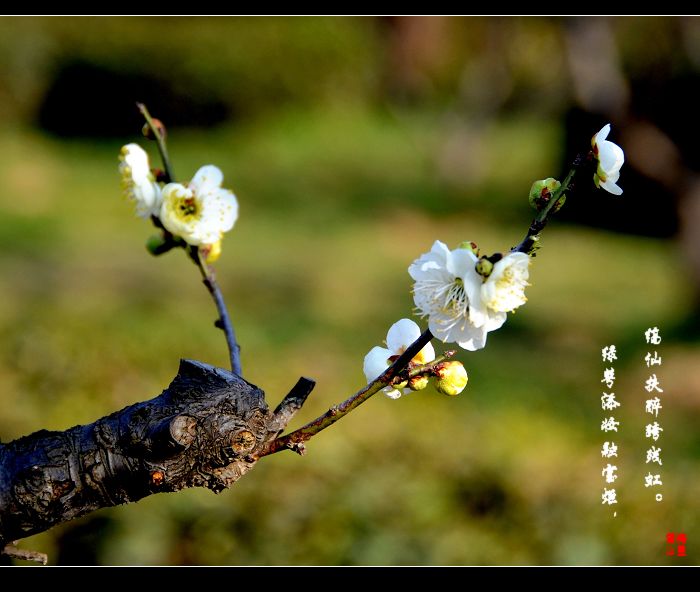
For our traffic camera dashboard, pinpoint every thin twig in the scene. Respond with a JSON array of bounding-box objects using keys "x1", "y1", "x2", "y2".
[
  {"x1": 136, "y1": 102, "x2": 175, "y2": 183},
  {"x1": 258, "y1": 330, "x2": 440, "y2": 458},
  {"x1": 195, "y1": 249, "x2": 242, "y2": 376},
  {"x1": 2, "y1": 543, "x2": 48, "y2": 565},
  {"x1": 406, "y1": 350, "x2": 456, "y2": 377},
  {"x1": 270, "y1": 377, "x2": 317, "y2": 433}
]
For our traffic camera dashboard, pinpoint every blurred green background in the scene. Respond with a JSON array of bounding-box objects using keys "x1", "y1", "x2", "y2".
[{"x1": 0, "y1": 16, "x2": 699, "y2": 565}]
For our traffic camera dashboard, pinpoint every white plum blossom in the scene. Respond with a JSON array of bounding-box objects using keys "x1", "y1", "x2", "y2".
[
  {"x1": 592, "y1": 124, "x2": 624, "y2": 195},
  {"x1": 119, "y1": 143, "x2": 162, "y2": 218},
  {"x1": 477, "y1": 252, "x2": 530, "y2": 316},
  {"x1": 160, "y1": 165, "x2": 238, "y2": 247},
  {"x1": 409, "y1": 242, "x2": 531, "y2": 351},
  {"x1": 409, "y1": 241, "x2": 494, "y2": 351},
  {"x1": 363, "y1": 318, "x2": 435, "y2": 399}
]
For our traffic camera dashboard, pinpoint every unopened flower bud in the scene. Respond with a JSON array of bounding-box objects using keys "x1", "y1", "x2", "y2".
[
  {"x1": 393, "y1": 379, "x2": 408, "y2": 391},
  {"x1": 434, "y1": 361, "x2": 468, "y2": 396},
  {"x1": 202, "y1": 240, "x2": 222, "y2": 263},
  {"x1": 475, "y1": 257, "x2": 494, "y2": 278},
  {"x1": 408, "y1": 374, "x2": 430, "y2": 391},
  {"x1": 142, "y1": 118, "x2": 167, "y2": 141},
  {"x1": 528, "y1": 178, "x2": 561, "y2": 211},
  {"x1": 458, "y1": 241, "x2": 480, "y2": 257},
  {"x1": 146, "y1": 234, "x2": 173, "y2": 256}
]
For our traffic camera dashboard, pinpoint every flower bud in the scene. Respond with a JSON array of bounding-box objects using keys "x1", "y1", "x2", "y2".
[
  {"x1": 408, "y1": 374, "x2": 430, "y2": 391},
  {"x1": 528, "y1": 178, "x2": 561, "y2": 211},
  {"x1": 142, "y1": 118, "x2": 167, "y2": 141},
  {"x1": 202, "y1": 240, "x2": 222, "y2": 263},
  {"x1": 475, "y1": 257, "x2": 494, "y2": 278},
  {"x1": 434, "y1": 361, "x2": 468, "y2": 396},
  {"x1": 146, "y1": 234, "x2": 174, "y2": 256},
  {"x1": 458, "y1": 241, "x2": 480, "y2": 257},
  {"x1": 392, "y1": 379, "x2": 408, "y2": 391}
]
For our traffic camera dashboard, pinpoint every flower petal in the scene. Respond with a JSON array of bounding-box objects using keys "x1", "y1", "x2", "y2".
[
  {"x1": 456, "y1": 326, "x2": 489, "y2": 351},
  {"x1": 414, "y1": 340, "x2": 436, "y2": 364},
  {"x1": 594, "y1": 124, "x2": 611, "y2": 145},
  {"x1": 600, "y1": 179, "x2": 623, "y2": 195},
  {"x1": 386, "y1": 318, "x2": 422, "y2": 353},
  {"x1": 599, "y1": 141, "x2": 624, "y2": 173},
  {"x1": 363, "y1": 346, "x2": 393, "y2": 383},
  {"x1": 428, "y1": 314, "x2": 488, "y2": 351},
  {"x1": 383, "y1": 386, "x2": 403, "y2": 399},
  {"x1": 190, "y1": 165, "x2": 224, "y2": 195},
  {"x1": 196, "y1": 188, "x2": 239, "y2": 242},
  {"x1": 447, "y1": 246, "x2": 478, "y2": 277}
]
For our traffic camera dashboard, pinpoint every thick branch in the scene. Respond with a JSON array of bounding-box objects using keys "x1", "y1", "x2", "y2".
[{"x1": 0, "y1": 360, "x2": 310, "y2": 548}]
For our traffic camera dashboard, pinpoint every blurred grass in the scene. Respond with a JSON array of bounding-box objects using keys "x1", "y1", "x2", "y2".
[{"x1": 0, "y1": 105, "x2": 697, "y2": 565}]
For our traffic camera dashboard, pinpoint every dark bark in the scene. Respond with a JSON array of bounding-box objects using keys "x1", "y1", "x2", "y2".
[{"x1": 0, "y1": 359, "x2": 314, "y2": 547}]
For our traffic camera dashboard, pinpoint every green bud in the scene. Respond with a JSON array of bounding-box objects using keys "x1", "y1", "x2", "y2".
[
  {"x1": 528, "y1": 178, "x2": 561, "y2": 211},
  {"x1": 408, "y1": 374, "x2": 430, "y2": 391},
  {"x1": 434, "y1": 361, "x2": 469, "y2": 396},
  {"x1": 458, "y1": 241, "x2": 480, "y2": 256},
  {"x1": 475, "y1": 257, "x2": 494, "y2": 278},
  {"x1": 146, "y1": 234, "x2": 174, "y2": 256}
]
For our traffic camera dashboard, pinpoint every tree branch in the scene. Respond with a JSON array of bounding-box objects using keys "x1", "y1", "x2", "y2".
[
  {"x1": 0, "y1": 360, "x2": 311, "y2": 549},
  {"x1": 2, "y1": 543, "x2": 48, "y2": 565},
  {"x1": 195, "y1": 250, "x2": 243, "y2": 376}
]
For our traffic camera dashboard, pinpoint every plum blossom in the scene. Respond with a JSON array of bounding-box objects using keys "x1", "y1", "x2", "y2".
[
  {"x1": 363, "y1": 318, "x2": 435, "y2": 399},
  {"x1": 592, "y1": 124, "x2": 624, "y2": 195},
  {"x1": 160, "y1": 165, "x2": 238, "y2": 248},
  {"x1": 119, "y1": 143, "x2": 162, "y2": 218}
]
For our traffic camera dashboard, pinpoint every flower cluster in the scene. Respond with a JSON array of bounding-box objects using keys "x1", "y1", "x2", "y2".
[
  {"x1": 363, "y1": 318, "x2": 470, "y2": 399},
  {"x1": 409, "y1": 241, "x2": 530, "y2": 351},
  {"x1": 119, "y1": 144, "x2": 238, "y2": 261}
]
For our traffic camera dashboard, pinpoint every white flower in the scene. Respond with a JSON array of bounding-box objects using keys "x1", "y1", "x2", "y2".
[
  {"x1": 160, "y1": 165, "x2": 238, "y2": 247},
  {"x1": 477, "y1": 252, "x2": 530, "y2": 315},
  {"x1": 363, "y1": 318, "x2": 435, "y2": 399},
  {"x1": 592, "y1": 124, "x2": 624, "y2": 195},
  {"x1": 409, "y1": 241, "x2": 502, "y2": 351},
  {"x1": 119, "y1": 143, "x2": 162, "y2": 218}
]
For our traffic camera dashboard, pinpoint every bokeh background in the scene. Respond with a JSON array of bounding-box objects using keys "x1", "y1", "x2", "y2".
[{"x1": 0, "y1": 16, "x2": 698, "y2": 565}]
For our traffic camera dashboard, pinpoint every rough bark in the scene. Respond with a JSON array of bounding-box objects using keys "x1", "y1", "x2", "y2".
[{"x1": 0, "y1": 359, "x2": 314, "y2": 547}]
